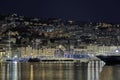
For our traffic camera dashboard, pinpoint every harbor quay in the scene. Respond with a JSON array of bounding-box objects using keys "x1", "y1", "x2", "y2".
[{"x1": 0, "y1": 44, "x2": 119, "y2": 62}]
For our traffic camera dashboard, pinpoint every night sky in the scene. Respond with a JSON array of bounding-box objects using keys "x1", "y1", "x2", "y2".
[{"x1": 0, "y1": 0, "x2": 120, "y2": 23}]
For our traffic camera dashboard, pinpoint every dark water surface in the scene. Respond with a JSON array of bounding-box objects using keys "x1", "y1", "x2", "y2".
[{"x1": 0, "y1": 61, "x2": 119, "y2": 80}]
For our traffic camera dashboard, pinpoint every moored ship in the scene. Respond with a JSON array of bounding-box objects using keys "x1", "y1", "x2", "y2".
[{"x1": 96, "y1": 49, "x2": 120, "y2": 65}]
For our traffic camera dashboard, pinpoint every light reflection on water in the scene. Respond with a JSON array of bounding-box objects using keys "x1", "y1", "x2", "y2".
[
  {"x1": 100, "y1": 65, "x2": 120, "y2": 80},
  {"x1": 1, "y1": 61, "x2": 119, "y2": 80}
]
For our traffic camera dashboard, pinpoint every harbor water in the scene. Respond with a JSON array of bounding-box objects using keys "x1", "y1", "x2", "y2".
[{"x1": 0, "y1": 61, "x2": 120, "y2": 80}]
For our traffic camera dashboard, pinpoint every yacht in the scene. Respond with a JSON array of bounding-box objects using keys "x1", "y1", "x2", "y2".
[{"x1": 96, "y1": 49, "x2": 120, "y2": 65}]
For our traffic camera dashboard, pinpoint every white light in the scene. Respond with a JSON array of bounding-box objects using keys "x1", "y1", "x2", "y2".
[
  {"x1": 116, "y1": 50, "x2": 119, "y2": 53},
  {"x1": 14, "y1": 55, "x2": 17, "y2": 58},
  {"x1": 59, "y1": 45, "x2": 62, "y2": 48},
  {"x1": 14, "y1": 61, "x2": 17, "y2": 64}
]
